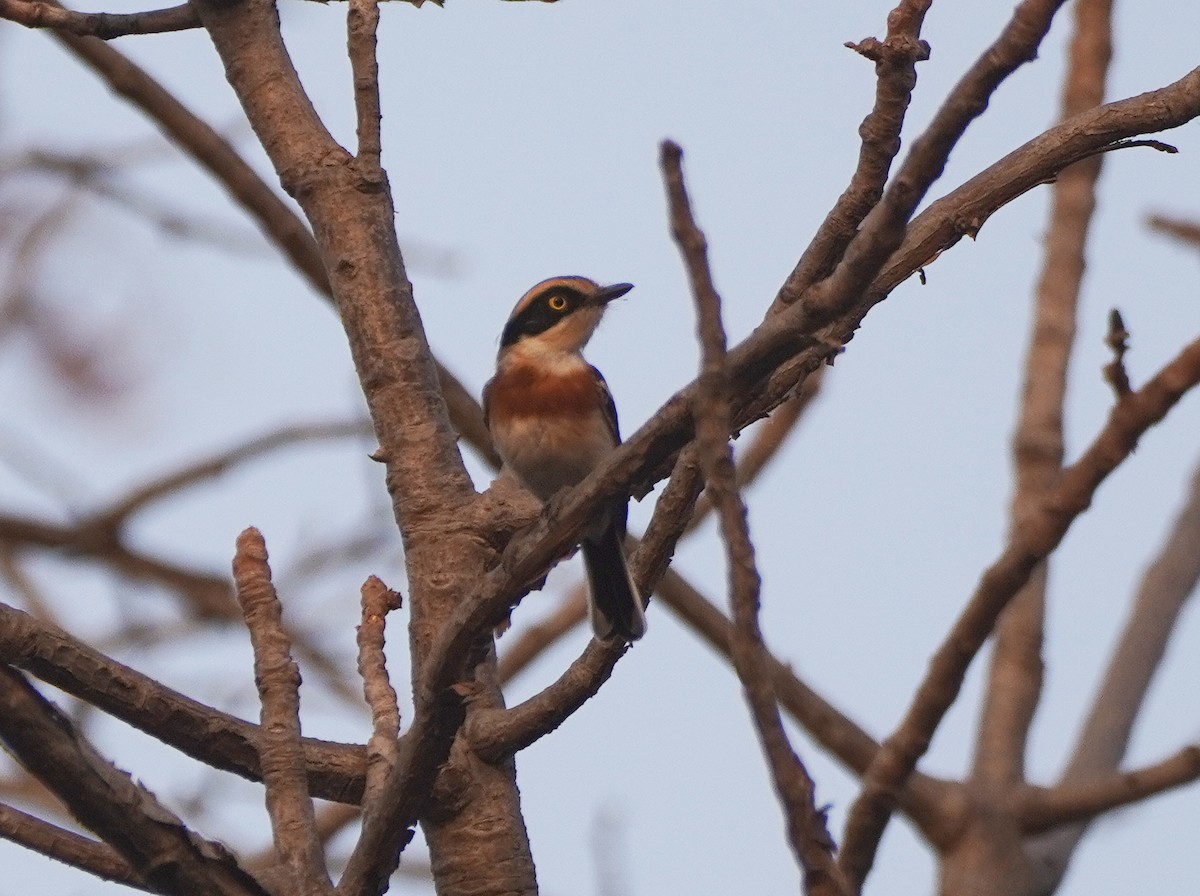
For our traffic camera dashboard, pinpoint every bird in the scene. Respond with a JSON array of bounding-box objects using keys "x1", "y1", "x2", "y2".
[{"x1": 483, "y1": 275, "x2": 647, "y2": 643}]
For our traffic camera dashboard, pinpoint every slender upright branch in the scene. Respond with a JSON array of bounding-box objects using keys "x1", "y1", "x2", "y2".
[
  {"x1": 347, "y1": 0, "x2": 382, "y2": 166},
  {"x1": 356, "y1": 576, "x2": 403, "y2": 808},
  {"x1": 778, "y1": 0, "x2": 931, "y2": 305},
  {"x1": 973, "y1": 0, "x2": 1113, "y2": 791},
  {"x1": 664, "y1": 139, "x2": 847, "y2": 895},
  {"x1": 233, "y1": 528, "x2": 333, "y2": 896}
]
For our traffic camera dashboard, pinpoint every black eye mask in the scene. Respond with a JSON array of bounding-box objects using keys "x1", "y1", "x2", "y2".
[{"x1": 500, "y1": 288, "x2": 586, "y2": 347}]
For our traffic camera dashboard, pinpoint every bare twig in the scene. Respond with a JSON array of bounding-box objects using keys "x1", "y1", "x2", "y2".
[
  {"x1": 100, "y1": 421, "x2": 372, "y2": 528},
  {"x1": 803, "y1": 0, "x2": 1071, "y2": 326},
  {"x1": 356, "y1": 577, "x2": 402, "y2": 808},
  {"x1": 779, "y1": 0, "x2": 932, "y2": 304},
  {"x1": 233, "y1": 528, "x2": 333, "y2": 895},
  {"x1": 347, "y1": 0, "x2": 383, "y2": 166},
  {"x1": 1147, "y1": 213, "x2": 1200, "y2": 250},
  {"x1": 838, "y1": 330, "x2": 1200, "y2": 886},
  {"x1": 665, "y1": 139, "x2": 847, "y2": 895},
  {"x1": 1020, "y1": 745, "x2": 1200, "y2": 832},
  {"x1": 0, "y1": 0, "x2": 199, "y2": 38}
]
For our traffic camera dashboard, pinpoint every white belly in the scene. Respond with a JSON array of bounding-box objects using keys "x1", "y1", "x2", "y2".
[{"x1": 491, "y1": 412, "x2": 615, "y2": 501}]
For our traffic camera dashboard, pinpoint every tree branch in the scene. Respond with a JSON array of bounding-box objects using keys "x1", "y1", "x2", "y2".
[
  {"x1": 837, "y1": 329, "x2": 1200, "y2": 887},
  {"x1": 664, "y1": 139, "x2": 846, "y2": 894},
  {"x1": 0, "y1": 0, "x2": 199, "y2": 38},
  {"x1": 778, "y1": 0, "x2": 932, "y2": 304},
  {"x1": 0, "y1": 666, "x2": 268, "y2": 896},
  {"x1": 1020, "y1": 745, "x2": 1200, "y2": 833},
  {"x1": 355, "y1": 576, "x2": 403, "y2": 809},
  {"x1": 48, "y1": 24, "x2": 498, "y2": 467},
  {"x1": 0, "y1": 802, "x2": 151, "y2": 892},
  {"x1": 973, "y1": 0, "x2": 1113, "y2": 791},
  {"x1": 1027, "y1": 452, "x2": 1200, "y2": 880},
  {"x1": 233, "y1": 528, "x2": 334, "y2": 896},
  {"x1": 0, "y1": 602, "x2": 368, "y2": 803}
]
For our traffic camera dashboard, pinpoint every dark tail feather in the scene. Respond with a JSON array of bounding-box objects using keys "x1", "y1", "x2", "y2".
[{"x1": 580, "y1": 524, "x2": 646, "y2": 642}]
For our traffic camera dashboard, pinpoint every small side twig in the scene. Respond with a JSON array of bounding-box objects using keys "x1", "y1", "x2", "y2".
[
  {"x1": 347, "y1": 0, "x2": 382, "y2": 166},
  {"x1": 1147, "y1": 213, "x2": 1200, "y2": 250},
  {"x1": 663, "y1": 138, "x2": 847, "y2": 896},
  {"x1": 233, "y1": 528, "x2": 333, "y2": 896},
  {"x1": 1020, "y1": 744, "x2": 1200, "y2": 832},
  {"x1": 356, "y1": 576, "x2": 402, "y2": 808}
]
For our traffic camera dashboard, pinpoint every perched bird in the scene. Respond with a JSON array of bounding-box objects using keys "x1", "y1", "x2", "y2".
[{"x1": 483, "y1": 275, "x2": 647, "y2": 642}]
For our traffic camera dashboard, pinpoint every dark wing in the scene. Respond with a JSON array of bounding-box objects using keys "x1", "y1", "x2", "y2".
[
  {"x1": 589, "y1": 365, "x2": 620, "y2": 445},
  {"x1": 589, "y1": 365, "x2": 627, "y2": 539}
]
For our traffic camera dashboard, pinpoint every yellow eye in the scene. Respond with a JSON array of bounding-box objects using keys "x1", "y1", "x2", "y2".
[{"x1": 547, "y1": 294, "x2": 568, "y2": 311}]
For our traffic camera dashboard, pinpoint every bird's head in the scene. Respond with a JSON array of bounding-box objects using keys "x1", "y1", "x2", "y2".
[{"x1": 498, "y1": 276, "x2": 634, "y2": 361}]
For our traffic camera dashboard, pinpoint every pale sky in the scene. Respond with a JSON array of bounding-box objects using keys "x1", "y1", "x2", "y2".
[{"x1": 2, "y1": 2, "x2": 1199, "y2": 894}]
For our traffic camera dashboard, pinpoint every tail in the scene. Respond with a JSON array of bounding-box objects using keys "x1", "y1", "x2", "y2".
[{"x1": 580, "y1": 523, "x2": 646, "y2": 642}]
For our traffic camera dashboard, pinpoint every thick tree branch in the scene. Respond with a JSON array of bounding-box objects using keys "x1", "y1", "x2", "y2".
[
  {"x1": 0, "y1": 802, "x2": 151, "y2": 892},
  {"x1": 973, "y1": 0, "x2": 1113, "y2": 791},
  {"x1": 0, "y1": 602, "x2": 368, "y2": 803},
  {"x1": 0, "y1": 666, "x2": 268, "y2": 896},
  {"x1": 838, "y1": 330, "x2": 1200, "y2": 887}
]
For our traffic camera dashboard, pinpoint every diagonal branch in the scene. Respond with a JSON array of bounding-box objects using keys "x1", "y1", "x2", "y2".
[
  {"x1": 838, "y1": 329, "x2": 1200, "y2": 888},
  {"x1": 0, "y1": 602, "x2": 368, "y2": 803},
  {"x1": 0, "y1": 802, "x2": 151, "y2": 892},
  {"x1": 1027, "y1": 451, "x2": 1200, "y2": 879},
  {"x1": 0, "y1": 666, "x2": 268, "y2": 896}
]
